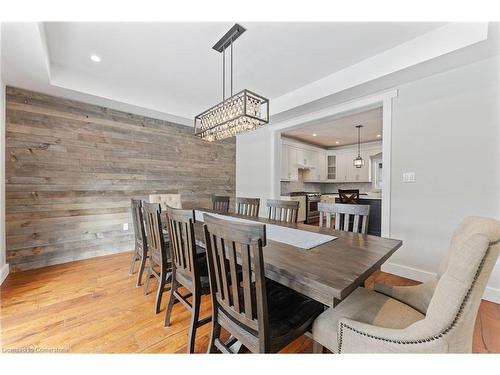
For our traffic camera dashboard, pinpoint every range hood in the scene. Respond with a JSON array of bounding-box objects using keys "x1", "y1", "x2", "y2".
[{"x1": 296, "y1": 164, "x2": 315, "y2": 170}]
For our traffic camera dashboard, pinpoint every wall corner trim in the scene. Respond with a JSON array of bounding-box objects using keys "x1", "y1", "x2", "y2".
[{"x1": 0, "y1": 263, "x2": 10, "y2": 285}]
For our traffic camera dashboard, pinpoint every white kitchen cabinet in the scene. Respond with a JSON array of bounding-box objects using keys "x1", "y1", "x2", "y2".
[
  {"x1": 281, "y1": 140, "x2": 326, "y2": 181},
  {"x1": 324, "y1": 149, "x2": 371, "y2": 182},
  {"x1": 303, "y1": 149, "x2": 326, "y2": 181},
  {"x1": 326, "y1": 154, "x2": 337, "y2": 180},
  {"x1": 296, "y1": 148, "x2": 316, "y2": 167},
  {"x1": 336, "y1": 152, "x2": 351, "y2": 181},
  {"x1": 317, "y1": 151, "x2": 327, "y2": 180},
  {"x1": 280, "y1": 143, "x2": 298, "y2": 181},
  {"x1": 288, "y1": 146, "x2": 298, "y2": 180},
  {"x1": 280, "y1": 144, "x2": 289, "y2": 180}
]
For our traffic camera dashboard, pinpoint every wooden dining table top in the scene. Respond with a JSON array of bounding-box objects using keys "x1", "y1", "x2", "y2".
[{"x1": 162, "y1": 208, "x2": 402, "y2": 307}]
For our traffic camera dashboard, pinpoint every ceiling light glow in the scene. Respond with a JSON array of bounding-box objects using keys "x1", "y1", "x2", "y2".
[{"x1": 90, "y1": 55, "x2": 101, "y2": 63}]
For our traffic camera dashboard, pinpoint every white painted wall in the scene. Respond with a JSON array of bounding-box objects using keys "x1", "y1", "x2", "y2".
[
  {"x1": 0, "y1": 23, "x2": 9, "y2": 284},
  {"x1": 236, "y1": 128, "x2": 273, "y2": 217},
  {"x1": 235, "y1": 55, "x2": 500, "y2": 302},
  {"x1": 386, "y1": 55, "x2": 499, "y2": 302}
]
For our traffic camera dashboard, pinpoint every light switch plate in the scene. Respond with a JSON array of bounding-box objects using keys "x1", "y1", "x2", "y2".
[
  {"x1": 402, "y1": 172, "x2": 416, "y2": 183},
  {"x1": 123, "y1": 223, "x2": 129, "y2": 231}
]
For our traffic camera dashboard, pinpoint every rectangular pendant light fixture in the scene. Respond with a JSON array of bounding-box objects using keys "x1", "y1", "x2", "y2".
[{"x1": 194, "y1": 24, "x2": 269, "y2": 142}]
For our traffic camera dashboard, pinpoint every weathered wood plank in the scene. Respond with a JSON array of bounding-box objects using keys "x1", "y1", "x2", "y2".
[{"x1": 5, "y1": 87, "x2": 236, "y2": 271}]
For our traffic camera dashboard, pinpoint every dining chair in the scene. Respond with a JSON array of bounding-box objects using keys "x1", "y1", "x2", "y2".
[
  {"x1": 338, "y1": 189, "x2": 360, "y2": 204},
  {"x1": 266, "y1": 199, "x2": 299, "y2": 223},
  {"x1": 142, "y1": 202, "x2": 172, "y2": 314},
  {"x1": 203, "y1": 214, "x2": 324, "y2": 353},
  {"x1": 164, "y1": 207, "x2": 211, "y2": 353},
  {"x1": 312, "y1": 216, "x2": 500, "y2": 353},
  {"x1": 129, "y1": 199, "x2": 148, "y2": 287},
  {"x1": 236, "y1": 197, "x2": 260, "y2": 217},
  {"x1": 212, "y1": 195, "x2": 230, "y2": 213},
  {"x1": 318, "y1": 203, "x2": 370, "y2": 234},
  {"x1": 149, "y1": 193, "x2": 182, "y2": 210}
]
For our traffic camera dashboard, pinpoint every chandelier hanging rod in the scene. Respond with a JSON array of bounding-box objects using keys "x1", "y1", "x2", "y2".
[{"x1": 217, "y1": 24, "x2": 245, "y2": 101}]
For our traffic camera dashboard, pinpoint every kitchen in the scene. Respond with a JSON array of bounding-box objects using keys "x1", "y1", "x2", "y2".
[{"x1": 280, "y1": 107, "x2": 383, "y2": 236}]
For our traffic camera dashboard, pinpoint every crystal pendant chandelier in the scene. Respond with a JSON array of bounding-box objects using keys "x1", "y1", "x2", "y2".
[
  {"x1": 194, "y1": 24, "x2": 269, "y2": 142},
  {"x1": 353, "y1": 125, "x2": 365, "y2": 168}
]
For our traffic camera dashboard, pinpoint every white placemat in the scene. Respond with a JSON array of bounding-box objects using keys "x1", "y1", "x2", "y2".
[{"x1": 195, "y1": 210, "x2": 336, "y2": 250}]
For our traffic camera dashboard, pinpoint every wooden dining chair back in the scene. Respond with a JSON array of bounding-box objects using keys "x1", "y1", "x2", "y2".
[
  {"x1": 203, "y1": 214, "x2": 269, "y2": 353},
  {"x1": 203, "y1": 214, "x2": 324, "y2": 353},
  {"x1": 129, "y1": 199, "x2": 148, "y2": 286},
  {"x1": 164, "y1": 207, "x2": 199, "y2": 287},
  {"x1": 212, "y1": 196, "x2": 230, "y2": 213},
  {"x1": 318, "y1": 203, "x2": 370, "y2": 234},
  {"x1": 164, "y1": 207, "x2": 211, "y2": 353},
  {"x1": 142, "y1": 202, "x2": 172, "y2": 313},
  {"x1": 236, "y1": 197, "x2": 260, "y2": 217},
  {"x1": 338, "y1": 189, "x2": 360, "y2": 204},
  {"x1": 266, "y1": 199, "x2": 299, "y2": 223}
]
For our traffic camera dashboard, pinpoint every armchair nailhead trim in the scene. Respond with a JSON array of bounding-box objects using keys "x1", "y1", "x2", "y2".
[{"x1": 338, "y1": 246, "x2": 492, "y2": 353}]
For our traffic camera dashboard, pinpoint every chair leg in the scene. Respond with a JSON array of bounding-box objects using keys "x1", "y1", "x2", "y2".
[
  {"x1": 313, "y1": 340, "x2": 324, "y2": 353},
  {"x1": 155, "y1": 271, "x2": 167, "y2": 314},
  {"x1": 143, "y1": 265, "x2": 152, "y2": 296},
  {"x1": 129, "y1": 251, "x2": 137, "y2": 275},
  {"x1": 208, "y1": 320, "x2": 221, "y2": 354},
  {"x1": 136, "y1": 255, "x2": 147, "y2": 287},
  {"x1": 164, "y1": 279, "x2": 177, "y2": 327},
  {"x1": 187, "y1": 293, "x2": 201, "y2": 354}
]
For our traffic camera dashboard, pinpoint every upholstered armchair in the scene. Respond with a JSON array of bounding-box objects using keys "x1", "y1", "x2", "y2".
[{"x1": 312, "y1": 216, "x2": 500, "y2": 353}]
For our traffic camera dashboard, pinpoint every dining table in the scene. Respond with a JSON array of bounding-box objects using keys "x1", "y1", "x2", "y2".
[{"x1": 163, "y1": 208, "x2": 402, "y2": 308}]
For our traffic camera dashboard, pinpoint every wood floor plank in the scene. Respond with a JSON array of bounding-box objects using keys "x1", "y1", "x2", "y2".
[{"x1": 1, "y1": 252, "x2": 498, "y2": 353}]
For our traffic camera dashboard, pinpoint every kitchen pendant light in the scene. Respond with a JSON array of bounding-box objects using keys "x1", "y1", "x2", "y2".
[
  {"x1": 194, "y1": 24, "x2": 269, "y2": 142},
  {"x1": 353, "y1": 125, "x2": 365, "y2": 168}
]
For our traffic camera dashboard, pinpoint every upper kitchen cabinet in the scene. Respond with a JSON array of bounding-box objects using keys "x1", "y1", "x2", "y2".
[
  {"x1": 324, "y1": 142, "x2": 382, "y2": 182},
  {"x1": 280, "y1": 138, "x2": 326, "y2": 182},
  {"x1": 281, "y1": 143, "x2": 299, "y2": 181}
]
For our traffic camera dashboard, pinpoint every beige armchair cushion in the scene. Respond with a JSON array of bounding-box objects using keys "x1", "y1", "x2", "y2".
[
  {"x1": 438, "y1": 216, "x2": 500, "y2": 276},
  {"x1": 312, "y1": 287, "x2": 424, "y2": 352},
  {"x1": 313, "y1": 216, "x2": 500, "y2": 353},
  {"x1": 374, "y1": 279, "x2": 437, "y2": 314}
]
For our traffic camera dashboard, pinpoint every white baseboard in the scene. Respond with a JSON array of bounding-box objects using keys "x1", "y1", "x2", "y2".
[
  {"x1": 0, "y1": 263, "x2": 9, "y2": 285},
  {"x1": 381, "y1": 262, "x2": 436, "y2": 283},
  {"x1": 381, "y1": 262, "x2": 499, "y2": 304},
  {"x1": 482, "y1": 287, "x2": 500, "y2": 304}
]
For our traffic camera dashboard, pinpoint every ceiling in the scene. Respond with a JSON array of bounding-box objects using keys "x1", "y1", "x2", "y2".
[
  {"x1": 1, "y1": 22, "x2": 491, "y2": 124},
  {"x1": 283, "y1": 107, "x2": 382, "y2": 147}
]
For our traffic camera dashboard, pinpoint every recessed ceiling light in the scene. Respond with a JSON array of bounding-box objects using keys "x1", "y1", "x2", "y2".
[
  {"x1": 377, "y1": 134, "x2": 382, "y2": 138},
  {"x1": 90, "y1": 54, "x2": 101, "y2": 63},
  {"x1": 335, "y1": 141, "x2": 340, "y2": 144},
  {"x1": 312, "y1": 133, "x2": 317, "y2": 137}
]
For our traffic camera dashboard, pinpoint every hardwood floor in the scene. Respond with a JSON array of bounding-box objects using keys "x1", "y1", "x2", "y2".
[{"x1": 1, "y1": 252, "x2": 498, "y2": 353}]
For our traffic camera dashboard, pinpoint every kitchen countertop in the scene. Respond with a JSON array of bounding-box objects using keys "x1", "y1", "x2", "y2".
[
  {"x1": 321, "y1": 193, "x2": 382, "y2": 200},
  {"x1": 280, "y1": 193, "x2": 382, "y2": 200}
]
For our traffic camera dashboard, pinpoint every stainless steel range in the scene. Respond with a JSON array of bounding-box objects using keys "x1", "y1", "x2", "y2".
[{"x1": 289, "y1": 192, "x2": 321, "y2": 224}]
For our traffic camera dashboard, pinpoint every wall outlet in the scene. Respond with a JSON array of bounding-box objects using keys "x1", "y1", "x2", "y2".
[
  {"x1": 123, "y1": 223, "x2": 129, "y2": 231},
  {"x1": 402, "y1": 172, "x2": 416, "y2": 183}
]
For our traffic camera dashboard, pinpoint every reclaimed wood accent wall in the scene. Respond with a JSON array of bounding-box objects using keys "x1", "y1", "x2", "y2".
[{"x1": 5, "y1": 87, "x2": 235, "y2": 272}]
